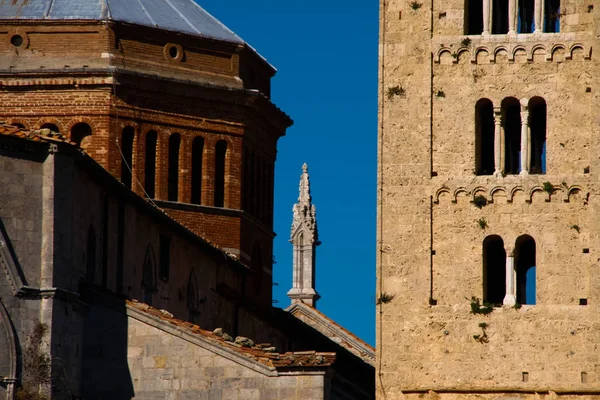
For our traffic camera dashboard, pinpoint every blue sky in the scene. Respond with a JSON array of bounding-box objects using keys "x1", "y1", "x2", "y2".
[{"x1": 198, "y1": 0, "x2": 378, "y2": 345}]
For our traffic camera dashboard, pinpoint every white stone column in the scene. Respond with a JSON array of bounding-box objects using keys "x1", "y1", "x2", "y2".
[
  {"x1": 483, "y1": 0, "x2": 491, "y2": 35},
  {"x1": 504, "y1": 256, "x2": 516, "y2": 305},
  {"x1": 508, "y1": 0, "x2": 517, "y2": 34},
  {"x1": 494, "y1": 107, "x2": 503, "y2": 176},
  {"x1": 534, "y1": 0, "x2": 543, "y2": 32},
  {"x1": 520, "y1": 100, "x2": 530, "y2": 175}
]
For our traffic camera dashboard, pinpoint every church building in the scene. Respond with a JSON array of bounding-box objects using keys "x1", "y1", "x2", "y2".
[
  {"x1": 378, "y1": 0, "x2": 598, "y2": 399},
  {"x1": 0, "y1": 0, "x2": 374, "y2": 398}
]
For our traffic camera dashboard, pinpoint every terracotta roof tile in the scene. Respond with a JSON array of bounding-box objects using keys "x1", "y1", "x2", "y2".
[
  {"x1": 126, "y1": 299, "x2": 336, "y2": 369},
  {"x1": 0, "y1": 123, "x2": 74, "y2": 145}
]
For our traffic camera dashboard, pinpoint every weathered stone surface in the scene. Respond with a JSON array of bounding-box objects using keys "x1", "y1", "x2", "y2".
[{"x1": 378, "y1": 0, "x2": 600, "y2": 398}]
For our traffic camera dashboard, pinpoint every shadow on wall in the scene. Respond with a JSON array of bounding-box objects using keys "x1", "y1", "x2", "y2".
[{"x1": 81, "y1": 290, "x2": 134, "y2": 399}]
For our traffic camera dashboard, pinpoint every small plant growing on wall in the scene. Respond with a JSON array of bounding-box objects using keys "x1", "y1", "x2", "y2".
[
  {"x1": 387, "y1": 85, "x2": 406, "y2": 100},
  {"x1": 461, "y1": 37, "x2": 472, "y2": 47},
  {"x1": 409, "y1": 1, "x2": 422, "y2": 10},
  {"x1": 542, "y1": 181, "x2": 554, "y2": 194},
  {"x1": 477, "y1": 217, "x2": 488, "y2": 230},
  {"x1": 513, "y1": 302, "x2": 522, "y2": 310},
  {"x1": 436, "y1": 90, "x2": 446, "y2": 98},
  {"x1": 571, "y1": 224, "x2": 581, "y2": 233},
  {"x1": 473, "y1": 195, "x2": 487, "y2": 209},
  {"x1": 16, "y1": 322, "x2": 51, "y2": 400},
  {"x1": 376, "y1": 292, "x2": 395, "y2": 305},
  {"x1": 469, "y1": 296, "x2": 493, "y2": 315},
  {"x1": 473, "y1": 322, "x2": 489, "y2": 343}
]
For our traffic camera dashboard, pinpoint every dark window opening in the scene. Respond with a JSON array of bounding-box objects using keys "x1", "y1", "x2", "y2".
[
  {"x1": 544, "y1": 0, "x2": 560, "y2": 32},
  {"x1": 159, "y1": 234, "x2": 171, "y2": 282},
  {"x1": 144, "y1": 131, "x2": 157, "y2": 199},
  {"x1": 71, "y1": 123, "x2": 92, "y2": 149},
  {"x1": 518, "y1": 0, "x2": 535, "y2": 33},
  {"x1": 475, "y1": 99, "x2": 495, "y2": 175},
  {"x1": 483, "y1": 235, "x2": 506, "y2": 305},
  {"x1": 251, "y1": 242, "x2": 263, "y2": 295},
  {"x1": 492, "y1": 0, "x2": 509, "y2": 34},
  {"x1": 120, "y1": 127, "x2": 134, "y2": 189},
  {"x1": 214, "y1": 140, "x2": 227, "y2": 207},
  {"x1": 187, "y1": 269, "x2": 202, "y2": 323},
  {"x1": 10, "y1": 35, "x2": 23, "y2": 47},
  {"x1": 86, "y1": 225, "x2": 97, "y2": 283},
  {"x1": 142, "y1": 244, "x2": 157, "y2": 306},
  {"x1": 529, "y1": 97, "x2": 547, "y2": 174},
  {"x1": 168, "y1": 134, "x2": 181, "y2": 202},
  {"x1": 40, "y1": 123, "x2": 59, "y2": 133},
  {"x1": 515, "y1": 235, "x2": 536, "y2": 305},
  {"x1": 502, "y1": 97, "x2": 521, "y2": 174},
  {"x1": 12, "y1": 123, "x2": 25, "y2": 129},
  {"x1": 464, "y1": 0, "x2": 483, "y2": 35},
  {"x1": 191, "y1": 137, "x2": 204, "y2": 205}
]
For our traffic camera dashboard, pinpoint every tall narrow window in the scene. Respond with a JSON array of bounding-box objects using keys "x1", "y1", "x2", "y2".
[
  {"x1": 464, "y1": 0, "x2": 483, "y2": 35},
  {"x1": 544, "y1": 0, "x2": 560, "y2": 32},
  {"x1": 492, "y1": 0, "x2": 509, "y2": 34},
  {"x1": 518, "y1": 0, "x2": 535, "y2": 33},
  {"x1": 142, "y1": 244, "x2": 157, "y2": 306},
  {"x1": 187, "y1": 269, "x2": 201, "y2": 323},
  {"x1": 475, "y1": 99, "x2": 495, "y2": 175},
  {"x1": 144, "y1": 131, "x2": 157, "y2": 199},
  {"x1": 159, "y1": 234, "x2": 171, "y2": 282},
  {"x1": 515, "y1": 235, "x2": 536, "y2": 305},
  {"x1": 214, "y1": 140, "x2": 227, "y2": 207},
  {"x1": 502, "y1": 97, "x2": 521, "y2": 174},
  {"x1": 168, "y1": 134, "x2": 181, "y2": 202},
  {"x1": 71, "y1": 122, "x2": 92, "y2": 149},
  {"x1": 529, "y1": 97, "x2": 547, "y2": 174},
  {"x1": 86, "y1": 225, "x2": 97, "y2": 283},
  {"x1": 191, "y1": 137, "x2": 204, "y2": 205},
  {"x1": 483, "y1": 235, "x2": 506, "y2": 305},
  {"x1": 243, "y1": 148, "x2": 250, "y2": 211},
  {"x1": 120, "y1": 127, "x2": 134, "y2": 189},
  {"x1": 251, "y1": 242, "x2": 263, "y2": 295}
]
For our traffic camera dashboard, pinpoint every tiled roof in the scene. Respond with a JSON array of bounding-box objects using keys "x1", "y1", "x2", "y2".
[
  {"x1": 126, "y1": 299, "x2": 336, "y2": 370},
  {"x1": 0, "y1": 0, "x2": 243, "y2": 45},
  {"x1": 286, "y1": 302, "x2": 375, "y2": 365},
  {"x1": 0, "y1": 124, "x2": 73, "y2": 145}
]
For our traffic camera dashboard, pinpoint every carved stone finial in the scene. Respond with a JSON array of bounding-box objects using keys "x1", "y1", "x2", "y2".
[{"x1": 288, "y1": 164, "x2": 320, "y2": 308}]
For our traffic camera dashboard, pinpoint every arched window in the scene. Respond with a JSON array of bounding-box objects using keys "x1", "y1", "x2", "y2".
[
  {"x1": 187, "y1": 269, "x2": 203, "y2": 324},
  {"x1": 464, "y1": 0, "x2": 483, "y2": 35},
  {"x1": 168, "y1": 134, "x2": 181, "y2": 202},
  {"x1": 492, "y1": 0, "x2": 509, "y2": 34},
  {"x1": 502, "y1": 97, "x2": 521, "y2": 175},
  {"x1": 483, "y1": 235, "x2": 506, "y2": 305},
  {"x1": 251, "y1": 242, "x2": 263, "y2": 295},
  {"x1": 40, "y1": 123, "x2": 59, "y2": 133},
  {"x1": 529, "y1": 97, "x2": 546, "y2": 174},
  {"x1": 86, "y1": 225, "x2": 97, "y2": 283},
  {"x1": 142, "y1": 244, "x2": 157, "y2": 306},
  {"x1": 120, "y1": 127, "x2": 134, "y2": 189},
  {"x1": 191, "y1": 137, "x2": 204, "y2": 205},
  {"x1": 544, "y1": 0, "x2": 560, "y2": 32},
  {"x1": 71, "y1": 123, "x2": 92, "y2": 149},
  {"x1": 518, "y1": 0, "x2": 534, "y2": 33},
  {"x1": 214, "y1": 140, "x2": 227, "y2": 207},
  {"x1": 515, "y1": 235, "x2": 536, "y2": 305},
  {"x1": 475, "y1": 99, "x2": 495, "y2": 175},
  {"x1": 144, "y1": 131, "x2": 157, "y2": 199}
]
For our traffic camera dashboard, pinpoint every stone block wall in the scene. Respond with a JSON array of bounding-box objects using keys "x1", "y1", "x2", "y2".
[{"x1": 378, "y1": 0, "x2": 600, "y2": 397}]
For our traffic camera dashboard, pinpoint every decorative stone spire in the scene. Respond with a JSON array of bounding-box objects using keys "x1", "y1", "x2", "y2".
[{"x1": 287, "y1": 163, "x2": 320, "y2": 307}]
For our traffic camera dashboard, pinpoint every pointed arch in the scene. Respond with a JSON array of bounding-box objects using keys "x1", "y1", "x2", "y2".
[
  {"x1": 187, "y1": 268, "x2": 204, "y2": 324},
  {"x1": 142, "y1": 244, "x2": 157, "y2": 306}
]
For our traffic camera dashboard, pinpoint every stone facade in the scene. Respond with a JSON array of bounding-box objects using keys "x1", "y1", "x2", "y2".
[{"x1": 378, "y1": 0, "x2": 599, "y2": 399}]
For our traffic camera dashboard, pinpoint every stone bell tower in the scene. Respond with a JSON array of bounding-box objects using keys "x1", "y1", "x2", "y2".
[
  {"x1": 287, "y1": 163, "x2": 320, "y2": 307},
  {"x1": 378, "y1": 0, "x2": 599, "y2": 399}
]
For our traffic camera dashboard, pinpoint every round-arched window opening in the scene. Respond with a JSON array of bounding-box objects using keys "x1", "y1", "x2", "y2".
[{"x1": 10, "y1": 35, "x2": 23, "y2": 47}]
